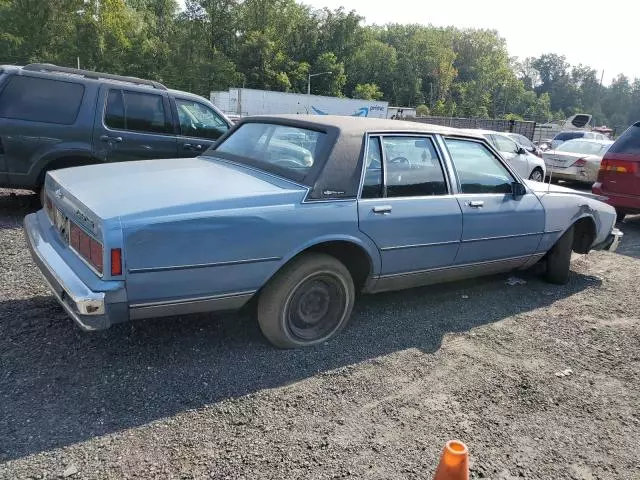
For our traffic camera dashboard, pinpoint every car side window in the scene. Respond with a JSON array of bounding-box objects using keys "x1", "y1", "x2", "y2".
[
  {"x1": 361, "y1": 136, "x2": 383, "y2": 198},
  {"x1": 381, "y1": 136, "x2": 448, "y2": 197},
  {"x1": 0, "y1": 76, "x2": 84, "y2": 125},
  {"x1": 105, "y1": 89, "x2": 171, "y2": 134},
  {"x1": 445, "y1": 138, "x2": 514, "y2": 194},
  {"x1": 175, "y1": 98, "x2": 229, "y2": 140}
]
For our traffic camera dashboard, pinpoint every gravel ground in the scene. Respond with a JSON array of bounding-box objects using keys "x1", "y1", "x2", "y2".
[{"x1": 0, "y1": 188, "x2": 639, "y2": 480}]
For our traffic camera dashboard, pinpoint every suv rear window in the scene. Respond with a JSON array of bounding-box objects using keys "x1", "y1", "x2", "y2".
[
  {"x1": 608, "y1": 124, "x2": 640, "y2": 155},
  {"x1": 0, "y1": 75, "x2": 84, "y2": 124}
]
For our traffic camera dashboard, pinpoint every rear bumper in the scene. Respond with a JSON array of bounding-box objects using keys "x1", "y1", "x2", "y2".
[
  {"x1": 548, "y1": 166, "x2": 596, "y2": 183},
  {"x1": 592, "y1": 183, "x2": 640, "y2": 213},
  {"x1": 592, "y1": 227, "x2": 623, "y2": 253},
  {"x1": 24, "y1": 212, "x2": 127, "y2": 330}
]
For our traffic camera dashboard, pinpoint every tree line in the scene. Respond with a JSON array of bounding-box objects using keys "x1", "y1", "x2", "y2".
[{"x1": 1, "y1": 0, "x2": 639, "y2": 133}]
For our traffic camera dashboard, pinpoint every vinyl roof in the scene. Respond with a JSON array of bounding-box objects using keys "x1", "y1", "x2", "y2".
[{"x1": 249, "y1": 114, "x2": 484, "y2": 138}]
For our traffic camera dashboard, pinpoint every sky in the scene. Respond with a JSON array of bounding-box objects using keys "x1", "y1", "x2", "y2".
[{"x1": 300, "y1": 0, "x2": 635, "y2": 85}]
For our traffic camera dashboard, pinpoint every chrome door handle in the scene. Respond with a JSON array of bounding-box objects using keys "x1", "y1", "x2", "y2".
[
  {"x1": 100, "y1": 135, "x2": 122, "y2": 143},
  {"x1": 467, "y1": 200, "x2": 484, "y2": 208},
  {"x1": 183, "y1": 143, "x2": 203, "y2": 151},
  {"x1": 372, "y1": 205, "x2": 392, "y2": 214}
]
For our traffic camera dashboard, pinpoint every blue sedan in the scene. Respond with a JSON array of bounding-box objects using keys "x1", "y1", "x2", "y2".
[{"x1": 24, "y1": 115, "x2": 622, "y2": 347}]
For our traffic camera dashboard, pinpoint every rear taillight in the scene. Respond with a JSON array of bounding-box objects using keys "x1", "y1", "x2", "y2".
[
  {"x1": 572, "y1": 158, "x2": 587, "y2": 167},
  {"x1": 599, "y1": 158, "x2": 639, "y2": 174},
  {"x1": 111, "y1": 248, "x2": 122, "y2": 276},
  {"x1": 70, "y1": 222, "x2": 103, "y2": 274},
  {"x1": 45, "y1": 195, "x2": 54, "y2": 222}
]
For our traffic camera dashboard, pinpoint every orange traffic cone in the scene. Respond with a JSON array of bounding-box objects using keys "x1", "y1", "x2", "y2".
[{"x1": 433, "y1": 440, "x2": 469, "y2": 480}]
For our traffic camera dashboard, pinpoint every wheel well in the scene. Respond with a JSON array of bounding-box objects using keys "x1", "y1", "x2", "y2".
[
  {"x1": 572, "y1": 217, "x2": 596, "y2": 254},
  {"x1": 304, "y1": 241, "x2": 373, "y2": 291},
  {"x1": 37, "y1": 155, "x2": 100, "y2": 187}
]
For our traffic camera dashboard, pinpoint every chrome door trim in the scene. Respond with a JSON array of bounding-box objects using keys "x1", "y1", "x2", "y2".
[
  {"x1": 461, "y1": 231, "x2": 544, "y2": 244},
  {"x1": 128, "y1": 256, "x2": 282, "y2": 274},
  {"x1": 380, "y1": 240, "x2": 460, "y2": 251}
]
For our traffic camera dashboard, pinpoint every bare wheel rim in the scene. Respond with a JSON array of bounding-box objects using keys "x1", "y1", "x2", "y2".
[
  {"x1": 284, "y1": 272, "x2": 348, "y2": 342},
  {"x1": 529, "y1": 169, "x2": 543, "y2": 182}
]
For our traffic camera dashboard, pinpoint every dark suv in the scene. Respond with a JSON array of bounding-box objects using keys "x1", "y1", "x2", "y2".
[{"x1": 0, "y1": 64, "x2": 232, "y2": 198}]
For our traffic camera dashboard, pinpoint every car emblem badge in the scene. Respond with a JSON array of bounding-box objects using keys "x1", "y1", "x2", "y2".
[{"x1": 54, "y1": 189, "x2": 63, "y2": 199}]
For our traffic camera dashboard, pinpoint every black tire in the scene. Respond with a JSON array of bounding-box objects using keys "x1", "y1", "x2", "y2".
[
  {"x1": 529, "y1": 168, "x2": 544, "y2": 182},
  {"x1": 616, "y1": 209, "x2": 626, "y2": 223},
  {"x1": 544, "y1": 226, "x2": 574, "y2": 285},
  {"x1": 35, "y1": 184, "x2": 46, "y2": 208},
  {"x1": 257, "y1": 253, "x2": 355, "y2": 348}
]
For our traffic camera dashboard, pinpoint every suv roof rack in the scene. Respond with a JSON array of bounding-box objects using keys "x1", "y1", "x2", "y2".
[{"x1": 22, "y1": 63, "x2": 167, "y2": 91}]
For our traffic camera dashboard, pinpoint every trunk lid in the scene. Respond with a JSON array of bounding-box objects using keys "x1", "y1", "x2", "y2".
[{"x1": 46, "y1": 157, "x2": 308, "y2": 222}]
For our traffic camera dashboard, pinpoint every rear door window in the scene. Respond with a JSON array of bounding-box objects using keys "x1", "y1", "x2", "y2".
[
  {"x1": 105, "y1": 89, "x2": 171, "y2": 134},
  {"x1": 381, "y1": 136, "x2": 448, "y2": 197},
  {"x1": 0, "y1": 76, "x2": 84, "y2": 124},
  {"x1": 608, "y1": 124, "x2": 640, "y2": 155}
]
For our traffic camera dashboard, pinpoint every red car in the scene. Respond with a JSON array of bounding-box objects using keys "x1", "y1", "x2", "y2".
[{"x1": 592, "y1": 122, "x2": 640, "y2": 222}]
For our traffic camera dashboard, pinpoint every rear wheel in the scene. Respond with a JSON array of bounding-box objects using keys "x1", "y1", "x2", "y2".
[
  {"x1": 544, "y1": 226, "x2": 574, "y2": 285},
  {"x1": 529, "y1": 167, "x2": 544, "y2": 182},
  {"x1": 257, "y1": 253, "x2": 355, "y2": 348},
  {"x1": 616, "y1": 209, "x2": 626, "y2": 223}
]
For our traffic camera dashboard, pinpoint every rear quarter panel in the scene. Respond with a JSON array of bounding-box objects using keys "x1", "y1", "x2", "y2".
[{"x1": 122, "y1": 199, "x2": 381, "y2": 305}]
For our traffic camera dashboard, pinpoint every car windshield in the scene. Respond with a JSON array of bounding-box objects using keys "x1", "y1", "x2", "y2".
[
  {"x1": 213, "y1": 123, "x2": 327, "y2": 182},
  {"x1": 509, "y1": 134, "x2": 532, "y2": 148},
  {"x1": 556, "y1": 140, "x2": 609, "y2": 155}
]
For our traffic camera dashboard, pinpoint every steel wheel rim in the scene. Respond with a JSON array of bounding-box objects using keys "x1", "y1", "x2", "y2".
[{"x1": 284, "y1": 272, "x2": 348, "y2": 342}]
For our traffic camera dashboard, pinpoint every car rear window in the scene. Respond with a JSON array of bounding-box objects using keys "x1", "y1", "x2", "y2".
[
  {"x1": 214, "y1": 122, "x2": 327, "y2": 181},
  {"x1": 553, "y1": 131, "x2": 585, "y2": 142},
  {"x1": 0, "y1": 75, "x2": 84, "y2": 124},
  {"x1": 556, "y1": 140, "x2": 610, "y2": 156},
  {"x1": 608, "y1": 124, "x2": 640, "y2": 155}
]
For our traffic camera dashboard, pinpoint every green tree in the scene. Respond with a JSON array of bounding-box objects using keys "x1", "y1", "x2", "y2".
[
  {"x1": 352, "y1": 83, "x2": 383, "y2": 100},
  {"x1": 309, "y1": 52, "x2": 346, "y2": 96},
  {"x1": 415, "y1": 104, "x2": 430, "y2": 116}
]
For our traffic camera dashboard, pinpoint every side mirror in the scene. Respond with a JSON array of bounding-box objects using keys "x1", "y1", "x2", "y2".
[
  {"x1": 516, "y1": 146, "x2": 527, "y2": 155},
  {"x1": 512, "y1": 182, "x2": 527, "y2": 197}
]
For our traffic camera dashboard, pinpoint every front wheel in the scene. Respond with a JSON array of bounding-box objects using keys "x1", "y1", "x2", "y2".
[
  {"x1": 544, "y1": 226, "x2": 574, "y2": 285},
  {"x1": 529, "y1": 168, "x2": 544, "y2": 182},
  {"x1": 257, "y1": 253, "x2": 355, "y2": 348}
]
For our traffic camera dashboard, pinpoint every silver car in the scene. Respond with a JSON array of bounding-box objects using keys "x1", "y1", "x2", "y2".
[
  {"x1": 543, "y1": 139, "x2": 613, "y2": 184},
  {"x1": 469, "y1": 130, "x2": 547, "y2": 182}
]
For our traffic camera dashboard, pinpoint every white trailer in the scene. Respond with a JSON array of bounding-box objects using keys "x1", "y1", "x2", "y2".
[{"x1": 210, "y1": 88, "x2": 388, "y2": 119}]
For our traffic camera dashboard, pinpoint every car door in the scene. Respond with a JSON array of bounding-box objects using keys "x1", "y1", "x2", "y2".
[
  {"x1": 492, "y1": 134, "x2": 529, "y2": 178},
  {"x1": 94, "y1": 86, "x2": 178, "y2": 163},
  {"x1": 443, "y1": 137, "x2": 545, "y2": 266},
  {"x1": 172, "y1": 97, "x2": 231, "y2": 157},
  {"x1": 357, "y1": 135, "x2": 462, "y2": 277}
]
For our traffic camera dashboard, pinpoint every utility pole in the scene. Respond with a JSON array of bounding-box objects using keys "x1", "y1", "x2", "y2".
[{"x1": 307, "y1": 71, "x2": 332, "y2": 96}]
